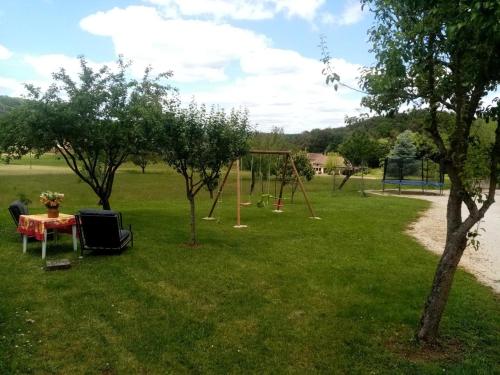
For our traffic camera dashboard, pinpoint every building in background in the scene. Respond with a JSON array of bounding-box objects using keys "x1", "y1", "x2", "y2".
[{"x1": 307, "y1": 153, "x2": 328, "y2": 175}]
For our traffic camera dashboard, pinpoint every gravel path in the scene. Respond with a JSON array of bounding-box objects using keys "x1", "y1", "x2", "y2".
[{"x1": 375, "y1": 190, "x2": 500, "y2": 293}]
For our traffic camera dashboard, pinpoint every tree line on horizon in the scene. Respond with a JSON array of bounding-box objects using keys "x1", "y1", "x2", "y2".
[{"x1": 2, "y1": 93, "x2": 495, "y2": 175}]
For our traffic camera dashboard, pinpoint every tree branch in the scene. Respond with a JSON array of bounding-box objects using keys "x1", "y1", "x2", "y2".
[{"x1": 438, "y1": 99, "x2": 456, "y2": 111}]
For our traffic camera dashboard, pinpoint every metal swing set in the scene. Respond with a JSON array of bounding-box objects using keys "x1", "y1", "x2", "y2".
[{"x1": 203, "y1": 150, "x2": 321, "y2": 228}]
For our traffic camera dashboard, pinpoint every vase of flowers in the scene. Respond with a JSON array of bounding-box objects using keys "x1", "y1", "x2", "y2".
[{"x1": 40, "y1": 191, "x2": 64, "y2": 218}]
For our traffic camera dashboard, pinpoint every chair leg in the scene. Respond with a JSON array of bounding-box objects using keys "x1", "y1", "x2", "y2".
[
  {"x1": 42, "y1": 231, "x2": 47, "y2": 259},
  {"x1": 72, "y1": 225, "x2": 77, "y2": 252}
]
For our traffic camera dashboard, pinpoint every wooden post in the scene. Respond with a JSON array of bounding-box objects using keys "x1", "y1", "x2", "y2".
[
  {"x1": 204, "y1": 160, "x2": 234, "y2": 220},
  {"x1": 360, "y1": 162, "x2": 366, "y2": 197},
  {"x1": 273, "y1": 154, "x2": 288, "y2": 213},
  {"x1": 290, "y1": 156, "x2": 320, "y2": 219},
  {"x1": 234, "y1": 159, "x2": 247, "y2": 228}
]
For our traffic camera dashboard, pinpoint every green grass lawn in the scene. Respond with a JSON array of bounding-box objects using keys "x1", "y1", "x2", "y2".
[{"x1": 0, "y1": 158, "x2": 498, "y2": 374}]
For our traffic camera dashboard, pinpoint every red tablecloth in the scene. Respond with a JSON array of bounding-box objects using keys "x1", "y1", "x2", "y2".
[{"x1": 17, "y1": 214, "x2": 76, "y2": 241}]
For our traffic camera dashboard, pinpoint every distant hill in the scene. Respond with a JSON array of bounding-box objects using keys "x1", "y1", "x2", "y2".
[
  {"x1": 284, "y1": 110, "x2": 453, "y2": 153},
  {"x1": 0, "y1": 95, "x2": 24, "y2": 115}
]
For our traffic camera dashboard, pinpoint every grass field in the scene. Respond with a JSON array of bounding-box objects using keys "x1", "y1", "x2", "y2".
[{"x1": 0, "y1": 156, "x2": 498, "y2": 374}]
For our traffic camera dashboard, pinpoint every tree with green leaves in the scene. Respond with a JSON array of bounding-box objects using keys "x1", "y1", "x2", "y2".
[
  {"x1": 390, "y1": 130, "x2": 417, "y2": 159},
  {"x1": 0, "y1": 109, "x2": 34, "y2": 164},
  {"x1": 338, "y1": 130, "x2": 382, "y2": 167},
  {"x1": 290, "y1": 151, "x2": 315, "y2": 202},
  {"x1": 158, "y1": 103, "x2": 251, "y2": 245},
  {"x1": 4, "y1": 57, "x2": 174, "y2": 209},
  {"x1": 333, "y1": 0, "x2": 500, "y2": 344},
  {"x1": 324, "y1": 152, "x2": 346, "y2": 175},
  {"x1": 273, "y1": 151, "x2": 314, "y2": 203},
  {"x1": 130, "y1": 152, "x2": 160, "y2": 174}
]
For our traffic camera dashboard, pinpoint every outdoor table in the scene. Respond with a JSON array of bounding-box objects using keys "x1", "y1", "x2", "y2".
[{"x1": 17, "y1": 214, "x2": 77, "y2": 259}]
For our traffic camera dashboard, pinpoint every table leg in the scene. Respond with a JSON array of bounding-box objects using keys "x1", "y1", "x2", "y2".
[
  {"x1": 42, "y1": 231, "x2": 47, "y2": 260},
  {"x1": 23, "y1": 235, "x2": 27, "y2": 253},
  {"x1": 72, "y1": 224, "x2": 77, "y2": 252}
]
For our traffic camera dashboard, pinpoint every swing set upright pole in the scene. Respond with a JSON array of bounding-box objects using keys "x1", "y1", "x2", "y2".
[
  {"x1": 204, "y1": 160, "x2": 234, "y2": 220},
  {"x1": 290, "y1": 156, "x2": 320, "y2": 219},
  {"x1": 234, "y1": 159, "x2": 247, "y2": 228},
  {"x1": 274, "y1": 153, "x2": 289, "y2": 212}
]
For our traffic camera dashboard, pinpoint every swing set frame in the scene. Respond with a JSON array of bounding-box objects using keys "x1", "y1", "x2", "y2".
[{"x1": 204, "y1": 150, "x2": 321, "y2": 228}]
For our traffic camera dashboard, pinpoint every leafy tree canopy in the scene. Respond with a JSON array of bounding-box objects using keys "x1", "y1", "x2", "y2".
[
  {"x1": 2, "y1": 56, "x2": 175, "y2": 209},
  {"x1": 158, "y1": 102, "x2": 251, "y2": 245},
  {"x1": 389, "y1": 130, "x2": 417, "y2": 159},
  {"x1": 339, "y1": 131, "x2": 385, "y2": 167}
]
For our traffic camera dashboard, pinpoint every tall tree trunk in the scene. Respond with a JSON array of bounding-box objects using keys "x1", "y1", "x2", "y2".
[
  {"x1": 417, "y1": 186, "x2": 467, "y2": 343},
  {"x1": 141, "y1": 165, "x2": 146, "y2": 174},
  {"x1": 100, "y1": 197, "x2": 111, "y2": 210},
  {"x1": 188, "y1": 195, "x2": 196, "y2": 245},
  {"x1": 338, "y1": 169, "x2": 355, "y2": 190}
]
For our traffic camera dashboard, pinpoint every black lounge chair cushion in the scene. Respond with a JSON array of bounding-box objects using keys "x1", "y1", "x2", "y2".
[
  {"x1": 76, "y1": 209, "x2": 132, "y2": 253},
  {"x1": 78, "y1": 209, "x2": 118, "y2": 216}
]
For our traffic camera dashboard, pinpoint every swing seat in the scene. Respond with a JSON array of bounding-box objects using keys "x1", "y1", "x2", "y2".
[{"x1": 240, "y1": 202, "x2": 252, "y2": 207}]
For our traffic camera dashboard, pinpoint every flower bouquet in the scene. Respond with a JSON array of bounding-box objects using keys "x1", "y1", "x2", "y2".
[{"x1": 40, "y1": 191, "x2": 64, "y2": 218}]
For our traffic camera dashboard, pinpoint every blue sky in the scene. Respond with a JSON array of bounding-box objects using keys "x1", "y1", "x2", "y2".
[{"x1": 0, "y1": 0, "x2": 375, "y2": 132}]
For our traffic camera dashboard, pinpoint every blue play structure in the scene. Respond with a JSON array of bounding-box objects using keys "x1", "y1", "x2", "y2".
[{"x1": 382, "y1": 157, "x2": 445, "y2": 194}]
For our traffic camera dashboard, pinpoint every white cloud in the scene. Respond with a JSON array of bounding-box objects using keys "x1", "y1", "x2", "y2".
[
  {"x1": 321, "y1": 1, "x2": 364, "y2": 26},
  {"x1": 339, "y1": 1, "x2": 364, "y2": 25},
  {"x1": 77, "y1": 5, "x2": 364, "y2": 132},
  {"x1": 0, "y1": 76, "x2": 23, "y2": 96},
  {"x1": 188, "y1": 55, "x2": 363, "y2": 132},
  {"x1": 145, "y1": 0, "x2": 325, "y2": 21},
  {"x1": 80, "y1": 6, "x2": 269, "y2": 82},
  {"x1": 0, "y1": 44, "x2": 13, "y2": 60},
  {"x1": 0, "y1": 76, "x2": 51, "y2": 97},
  {"x1": 24, "y1": 54, "x2": 86, "y2": 78},
  {"x1": 146, "y1": 0, "x2": 274, "y2": 20},
  {"x1": 274, "y1": 0, "x2": 325, "y2": 21},
  {"x1": 2, "y1": 4, "x2": 364, "y2": 131},
  {"x1": 23, "y1": 54, "x2": 118, "y2": 83}
]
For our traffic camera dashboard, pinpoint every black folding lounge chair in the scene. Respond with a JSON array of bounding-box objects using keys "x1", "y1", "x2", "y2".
[
  {"x1": 8, "y1": 200, "x2": 54, "y2": 241},
  {"x1": 75, "y1": 209, "x2": 133, "y2": 256},
  {"x1": 8, "y1": 200, "x2": 29, "y2": 226}
]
